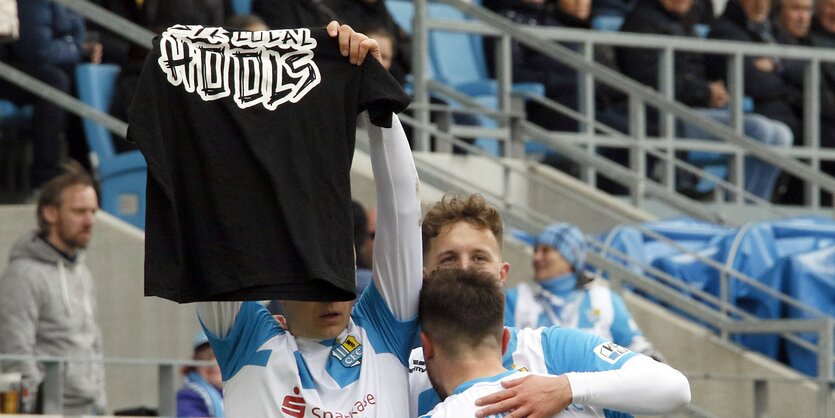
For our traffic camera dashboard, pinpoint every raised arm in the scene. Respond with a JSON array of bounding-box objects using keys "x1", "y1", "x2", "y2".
[{"x1": 366, "y1": 113, "x2": 422, "y2": 320}]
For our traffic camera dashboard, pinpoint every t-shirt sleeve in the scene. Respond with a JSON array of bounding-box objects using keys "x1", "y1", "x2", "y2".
[
  {"x1": 197, "y1": 301, "x2": 283, "y2": 381},
  {"x1": 357, "y1": 56, "x2": 411, "y2": 127},
  {"x1": 539, "y1": 327, "x2": 638, "y2": 375}
]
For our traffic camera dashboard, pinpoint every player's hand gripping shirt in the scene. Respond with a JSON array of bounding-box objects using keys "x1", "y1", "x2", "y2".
[
  {"x1": 128, "y1": 25, "x2": 410, "y2": 303},
  {"x1": 198, "y1": 114, "x2": 423, "y2": 417}
]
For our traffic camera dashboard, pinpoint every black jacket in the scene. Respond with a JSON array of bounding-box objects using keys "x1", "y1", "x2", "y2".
[
  {"x1": 618, "y1": 0, "x2": 711, "y2": 107},
  {"x1": 705, "y1": 0, "x2": 802, "y2": 124},
  {"x1": 323, "y1": 0, "x2": 412, "y2": 85}
]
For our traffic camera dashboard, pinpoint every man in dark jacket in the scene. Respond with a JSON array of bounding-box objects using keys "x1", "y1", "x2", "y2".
[
  {"x1": 706, "y1": 0, "x2": 804, "y2": 143},
  {"x1": 323, "y1": 0, "x2": 412, "y2": 84},
  {"x1": 1, "y1": 0, "x2": 101, "y2": 190},
  {"x1": 776, "y1": 0, "x2": 835, "y2": 203},
  {"x1": 618, "y1": 0, "x2": 792, "y2": 200}
]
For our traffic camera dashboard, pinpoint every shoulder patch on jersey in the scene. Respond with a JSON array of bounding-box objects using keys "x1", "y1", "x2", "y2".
[
  {"x1": 594, "y1": 342, "x2": 631, "y2": 364},
  {"x1": 332, "y1": 334, "x2": 363, "y2": 368}
]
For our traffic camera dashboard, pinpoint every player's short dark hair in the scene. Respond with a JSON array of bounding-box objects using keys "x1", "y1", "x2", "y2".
[
  {"x1": 421, "y1": 193, "x2": 503, "y2": 256},
  {"x1": 36, "y1": 161, "x2": 96, "y2": 235},
  {"x1": 419, "y1": 266, "x2": 505, "y2": 357}
]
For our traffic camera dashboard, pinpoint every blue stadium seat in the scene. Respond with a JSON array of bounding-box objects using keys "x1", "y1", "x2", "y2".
[
  {"x1": 386, "y1": 0, "x2": 414, "y2": 33},
  {"x1": 230, "y1": 0, "x2": 253, "y2": 15},
  {"x1": 426, "y1": 2, "x2": 543, "y2": 98},
  {"x1": 591, "y1": 15, "x2": 624, "y2": 32},
  {"x1": 0, "y1": 100, "x2": 34, "y2": 191},
  {"x1": 75, "y1": 64, "x2": 147, "y2": 229}
]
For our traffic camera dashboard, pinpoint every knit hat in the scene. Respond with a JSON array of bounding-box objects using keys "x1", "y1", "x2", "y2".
[{"x1": 535, "y1": 223, "x2": 587, "y2": 273}]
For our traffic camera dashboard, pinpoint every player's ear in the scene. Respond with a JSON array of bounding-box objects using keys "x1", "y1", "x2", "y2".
[
  {"x1": 501, "y1": 328, "x2": 511, "y2": 355},
  {"x1": 420, "y1": 331, "x2": 434, "y2": 359},
  {"x1": 498, "y1": 262, "x2": 510, "y2": 284}
]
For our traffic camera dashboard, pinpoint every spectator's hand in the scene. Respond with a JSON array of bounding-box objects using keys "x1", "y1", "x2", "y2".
[
  {"x1": 326, "y1": 21, "x2": 381, "y2": 65},
  {"x1": 83, "y1": 41, "x2": 103, "y2": 64},
  {"x1": 474, "y1": 374, "x2": 572, "y2": 418},
  {"x1": 708, "y1": 81, "x2": 730, "y2": 108},
  {"x1": 754, "y1": 57, "x2": 776, "y2": 73}
]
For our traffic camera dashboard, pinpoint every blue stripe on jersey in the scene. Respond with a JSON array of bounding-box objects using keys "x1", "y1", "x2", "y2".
[
  {"x1": 609, "y1": 292, "x2": 643, "y2": 347},
  {"x1": 501, "y1": 327, "x2": 520, "y2": 369},
  {"x1": 605, "y1": 408, "x2": 635, "y2": 418},
  {"x1": 504, "y1": 288, "x2": 519, "y2": 326},
  {"x1": 352, "y1": 282, "x2": 418, "y2": 367},
  {"x1": 202, "y1": 302, "x2": 282, "y2": 381},
  {"x1": 452, "y1": 370, "x2": 517, "y2": 395},
  {"x1": 417, "y1": 386, "x2": 442, "y2": 416},
  {"x1": 293, "y1": 351, "x2": 317, "y2": 389},
  {"x1": 539, "y1": 327, "x2": 637, "y2": 375}
]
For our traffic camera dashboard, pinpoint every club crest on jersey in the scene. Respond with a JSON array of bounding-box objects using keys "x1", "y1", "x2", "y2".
[
  {"x1": 333, "y1": 335, "x2": 363, "y2": 368},
  {"x1": 594, "y1": 342, "x2": 631, "y2": 364}
]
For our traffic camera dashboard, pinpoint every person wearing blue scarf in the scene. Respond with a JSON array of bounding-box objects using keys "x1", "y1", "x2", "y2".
[
  {"x1": 176, "y1": 331, "x2": 224, "y2": 417},
  {"x1": 505, "y1": 223, "x2": 665, "y2": 362}
]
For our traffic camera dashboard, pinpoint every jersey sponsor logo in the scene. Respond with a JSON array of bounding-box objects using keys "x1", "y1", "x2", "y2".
[
  {"x1": 281, "y1": 387, "x2": 306, "y2": 417},
  {"x1": 311, "y1": 393, "x2": 376, "y2": 418},
  {"x1": 410, "y1": 359, "x2": 426, "y2": 373},
  {"x1": 158, "y1": 25, "x2": 321, "y2": 111},
  {"x1": 594, "y1": 342, "x2": 631, "y2": 364},
  {"x1": 332, "y1": 335, "x2": 363, "y2": 368}
]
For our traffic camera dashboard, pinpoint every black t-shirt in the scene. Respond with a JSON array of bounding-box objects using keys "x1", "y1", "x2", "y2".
[{"x1": 128, "y1": 25, "x2": 410, "y2": 303}]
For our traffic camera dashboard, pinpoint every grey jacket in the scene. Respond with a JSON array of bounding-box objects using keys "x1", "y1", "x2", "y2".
[{"x1": 0, "y1": 231, "x2": 106, "y2": 413}]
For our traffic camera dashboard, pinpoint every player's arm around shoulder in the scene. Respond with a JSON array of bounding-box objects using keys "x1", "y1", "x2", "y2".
[{"x1": 476, "y1": 327, "x2": 690, "y2": 417}]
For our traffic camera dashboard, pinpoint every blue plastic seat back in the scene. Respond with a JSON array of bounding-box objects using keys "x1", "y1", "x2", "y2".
[
  {"x1": 231, "y1": 0, "x2": 253, "y2": 15},
  {"x1": 427, "y1": 3, "x2": 489, "y2": 88},
  {"x1": 76, "y1": 64, "x2": 121, "y2": 161},
  {"x1": 591, "y1": 15, "x2": 624, "y2": 32},
  {"x1": 386, "y1": 0, "x2": 414, "y2": 33}
]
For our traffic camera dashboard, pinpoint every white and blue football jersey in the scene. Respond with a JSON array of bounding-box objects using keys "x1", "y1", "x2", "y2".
[
  {"x1": 205, "y1": 284, "x2": 417, "y2": 417},
  {"x1": 409, "y1": 326, "x2": 638, "y2": 417},
  {"x1": 505, "y1": 281, "x2": 650, "y2": 353},
  {"x1": 197, "y1": 114, "x2": 423, "y2": 418}
]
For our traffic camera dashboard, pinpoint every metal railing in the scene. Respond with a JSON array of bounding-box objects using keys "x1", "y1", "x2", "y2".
[
  {"x1": 0, "y1": 353, "x2": 213, "y2": 416},
  {"x1": 411, "y1": 0, "x2": 835, "y2": 216}
]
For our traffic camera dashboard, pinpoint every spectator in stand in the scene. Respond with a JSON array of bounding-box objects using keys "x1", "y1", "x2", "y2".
[
  {"x1": 505, "y1": 223, "x2": 666, "y2": 362},
  {"x1": 486, "y1": 0, "x2": 628, "y2": 134},
  {"x1": 706, "y1": 0, "x2": 804, "y2": 144},
  {"x1": 0, "y1": 162, "x2": 106, "y2": 414},
  {"x1": 352, "y1": 200, "x2": 374, "y2": 294},
  {"x1": 252, "y1": 0, "x2": 335, "y2": 30},
  {"x1": 776, "y1": 0, "x2": 835, "y2": 204},
  {"x1": 617, "y1": 0, "x2": 793, "y2": 201},
  {"x1": 365, "y1": 26, "x2": 396, "y2": 73},
  {"x1": 810, "y1": 0, "x2": 835, "y2": 46},
  {"x1": 226, "y1": 14, "x2": 268, "y2": 31},
  {"x1": 177, "y1": 331, "x2": 224, "y2": 418},
  {"x1": 143, "y1": 0, "x2": 226, "y2": 31},
  {"x1": 323, "y1": 0, "x2": 411, "y2": 84},
  {"x1": 0, "y1": 0, "x2": 102, "y2": 192}
]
